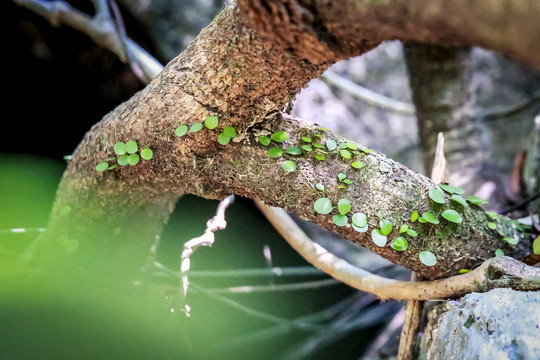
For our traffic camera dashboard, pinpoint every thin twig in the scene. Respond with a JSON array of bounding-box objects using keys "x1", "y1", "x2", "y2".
[
  {"x1": 321, "y1": 70, "x2": 416, "y2": 115},
  {"x1": 180, "y1": 195, "x2": 235, "y2": 316},
  {"x1": 13, "y1": 0, "x2": 163, "y2": 82},
  {"x1": 255, "y1": 201, "x2": 540, "y2": 300},
  {"x1": 481, "y1": 88, "x2": 540, "y2": 120},
  {"x1": 202, "y1": 278, "x2": 339, "y2": 294}
]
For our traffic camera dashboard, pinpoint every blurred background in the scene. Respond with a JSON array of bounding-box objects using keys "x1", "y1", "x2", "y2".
[{"x1": 1, "y1": 1, "x2": 540, "y2": 359}]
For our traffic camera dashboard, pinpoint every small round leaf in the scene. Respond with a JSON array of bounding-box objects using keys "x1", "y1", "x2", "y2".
[
  {"x1": 340, "y1": 149, "x2": 352, "y2": 159},
  {"x1": 314, "y1": 198, "x2": 333, "y2": 214},
  {"x1": 117, "y1": 154, "x2": 129, "y2": 166},
  {"x1": 422, "y1": 212, "x2": 440, "y2": 225},
  {"x1": 407, "y1": 229, "x2": 418, "y2": 237},
  {"x1": 314, "y1": 155, "x2": 325, "y2": 161},
  {"x1": 175, "y1": 125, "x2": 188, "y2": 136},
  {"x1": 411, "y1": 211, "x2": 419, "y2": 222},
  {"x1": 419, "y1": 251, "x2": 437, "y2": 266},
  {"x1": 286, "y1": 147, "x2": 302, "y2": 155},
  {"x1": 466, "y1": 196, "x2": 488, "y2": 205},
  {"x1": 125, "y1": 140, "x2": 138, "y2": 154},
  {"x1": 379, "y1": 219, "x2": 392, "y2": 236},
  {"x1": 390, "y1": 236, "x2": 408, "y2": 251},
  {"x1": 114, "y1": 142, "x2": 126, "y2": 155},
  {"x1": 204, "y1": 116, "x2": 219, "y2": 129},
  {"x1": 428, "y1": 188, "x2": 445, "y2": 204},
  {"x1": 326, "y1": 140, "x2": 337, "y2": 151},
  {"x1": 315, "y1": 183, "x2": 325, "y2": 191},
  {"x1": 337, "y1": 199, "x2": 351, "y2": 215},
  {"x1": 333, "y1": 214, "x2": 348, "y2": 227},
  {"x1": 533, "y1": 235, "x2": 540, "y2": 255},
  {"x1": 352, "y1": 223, "x2": 369, "y2": 233},
  {"x1": 488, "y1": 222, "x2": 497, "y2": 230},
  {"x1": 301, "y1": 145, "x2": 313, "y2": 152},
  {"x1": 371, "y1": 229, "x2": 387, "y2": 247},
  {"x1": 451, "y1": 194, "x2": 469, "y2": 207},
  {"x1": 223, "y1": 126, "x2": 237, "y2": 138},
  {"x1": 352, "y1": 212, "x2": 367, "y2": 228},
  {"x1": 271, "y1": 131, "x2": 288, "y2": 142},
  {"x1": 351, "y1": 161, "x2": 364, "y2": 169},
  {"x1": 190, "y1": 123, "x2": 203, "y2": 133},
  {"x1": 282, "y1": 161, "x2": 296, "y2": 172},
  {"x1": 441, "y1": 209, "x2": 463, "y2": 223},
  {"x1": 399, "y1": 224, "x2": 409, "y2": 233},
  {"x1": 439, "y1": 184, "x2": 465, "y2": 195},
  {"x1": 495, "y1": 249, "x2": 504, "y2": 257},
  {"x1": 95, "y1": 162, "x2": 109, "y2": 172},
  {"x1": 346, "y1": 143, "x2": 357, "y2": 150},
  {"x1": 268, "y1": 147, "x2": 283, "y2": 158},
  {"x1": 259, "y1": 136, "x2": 271, "y2": 146},
  {"x1": 337, "y1": 173, "x2": 347, "y2": 181},
  {"x1": 302, "y1": 136, "x2": 312, "y2": 143},
  {"x1": 127, "y1": 153, "x2": 140, "y2": 166},
  {"x1": 218, "y1": 133, "x2": 231, "y2": 145},
  {"x1": 140, "y1": 148, "x2": 153, "y2": 160}
]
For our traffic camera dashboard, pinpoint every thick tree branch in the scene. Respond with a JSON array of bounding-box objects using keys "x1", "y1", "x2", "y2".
[{"x1": 27, "y1": 1, "x2": 538, "y2": 280}]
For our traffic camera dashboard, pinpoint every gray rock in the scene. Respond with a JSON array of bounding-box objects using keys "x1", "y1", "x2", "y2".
[{"x1": 419, "y1": 288, "x2": 540, "y2": 360}]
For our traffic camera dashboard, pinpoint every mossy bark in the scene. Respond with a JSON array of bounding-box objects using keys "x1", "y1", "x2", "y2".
[{"x1": 31, "y1": 0, "x2": 539, "y2": 280}]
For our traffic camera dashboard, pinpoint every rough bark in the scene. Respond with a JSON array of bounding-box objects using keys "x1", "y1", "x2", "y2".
[{"x1": 30, "y1": 0, "x2": 540, "y2": 280}]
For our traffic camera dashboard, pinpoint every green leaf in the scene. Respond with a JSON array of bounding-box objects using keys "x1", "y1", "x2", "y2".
[
  {"x1": 441, "y1": 209, "x2": 463, "y2": 223},
  {"x1": 301, "y1": 145, "x2": 313, "y2": 152},
  {"x1": 339, "y1": 143, "x2": 348, "y2": 149},
  {"x1": 333, "y1": 214, "x2": 348, "y2": 227},
  {"x1": 352, "y1": 223, "x2": 369, "y2": 233},
  {"x1": 458, "y1": 269, "x2": 471, "y2": 274},
  {"x1": 190, "y1": 123, "x2": 203, "y2": 133},
  {"x1": 175, "y1": 125, "x2": 188, "y2": 136},
  {"x1": 204, "y1": 116, "x2": 219, "y2": 129},
  {"x1": 286, "y1": 147, "x2": 302, "y2": 155},
  {"x1": 428, "y1": 188, "x2": 445, "y2": 204},
  {"x1": 140, "y1": 148, "x2": 153, "y2": 160},
  {"x1": 340, "y1": 149, "x2": 352, "y2": 159},
  {"x1": 95, "y1": 162, "x2": 109, "y2": 172},
  {"x1": 218, "y1": 133, "x2": 231, "y2": 145},
  {"x1": 107, "y1": 164, "x2": 117, "y2": 170},
  {"x1": 315, "y1": 183, "x2": 325, "y2": 191},
  {"x1": 326, "y1": 140, "x2": 337, "y2": 151},
  {"x1": 314, "y1": 154, "x2": 325, "y2": 161},
  {"x1": 313, "y1": 143, "x2": 323, "y2": 149},
  {"x1": 114, "y1": 142, "x2": 126, "y2": 155},
  {"x1": 407, "y1": 229, "x2": 418, "y2": 237},
  {"x1": 419, "y1": 251, "x2": 437, "y2": 266},
  {"x1": 337, "y1": 185, "x2": 346, "y2": 189},
  {"x1": 337, "y1": 173, "x2": 347, "y2": 181},
  {"x1": 282, "y1": 161, "x2": 296, "y2": 172},
  {"x1": 314, "y1": 198, "x2": 333, "y2": 214},
  {"x1": 271, "y1": 131, "x2": 288, "y2": 142},
  {"x1": 379, "y1": 219, "x2": 392, "y2": 236},
  {"x1": 127, "y1": 153, "x2": 140, "y2": 166},
  {"x1": 422, "y1": 212, "x2": 440, "y2": 225},
  {"x1": 317, "y1": 126, "x2": 329, "y2": 131},
  {"x1": 223, "y1": 126, "x2": 237, "y2": 138},
  {"x1": 117, "y1": 154, "x2": 129, "y2": 166},
  {"x1": 495, "y1": 249, "x2": 504, "y2": 257},
  {"x1": 351, "y1": 161, "x2": 364, "y2": 169},
  {"x1": 125, "y1": 140, "x2": 138, "y2": 154},
  {"x1": 371, "y1": 229, "x2": 387, "y2": 247},
  {"x1": 533, "y1": 235, "x2": 540, "y2": 255},
  {"x1": 361, "y1": 148, "x2": 373, "y2": 155},
  {"x1": 268, "y1": 147, "x2": 283, "y2": 158},
  {"x1": 337, "y1": 199, "x2": 351, "y2": 215},
  {"x1": 352, "y1": 212, "x2": 367, "y2": 227},
  {"x1": 302, "y1": 136, "x2": 312, "y2": 143},
  {"x1": 504, "y1": 237, "x2": 519, "y2": 245},
  {"x1": 439, "y1": 184, "x2": 465, "y2": 195},
  {"x1": 488, "y1": 222, "x2": 497, "y2": 230},
  {"x1": 390, "y1": 236, "x2": 408, "y2": 251},
  {"x1": 346, "y1": 143, "x2": 357, "y2": 150},
  {"x1": 466, "y1": 196, "x2": 488, "y2": 205},
  {"x1": 259, "y1": 136, "x2": 271, "y2": 146},
  {"x1": 411, "y1": 211, "x2": 419, "y2": 222},
  {"x1": 451, "y1": 194, "x2": 469, "y2": 207},
  {"x1": 314, "y1": 134, "x2": 323, "y2": 138},
  {"x1": 343, "y1": 179, "x2": 353, "y2": 184},
  {"x1": 418, "y1": 217, "x2": 427, "y2": 223},
  {"x1": 399, "y1": 224, "x2": 409, "y2": 233}
]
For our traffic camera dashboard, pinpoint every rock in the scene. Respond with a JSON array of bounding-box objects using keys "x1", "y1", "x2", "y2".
[{"x1": 418, "y1": 288, "x2": 540, "y2": 360}]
